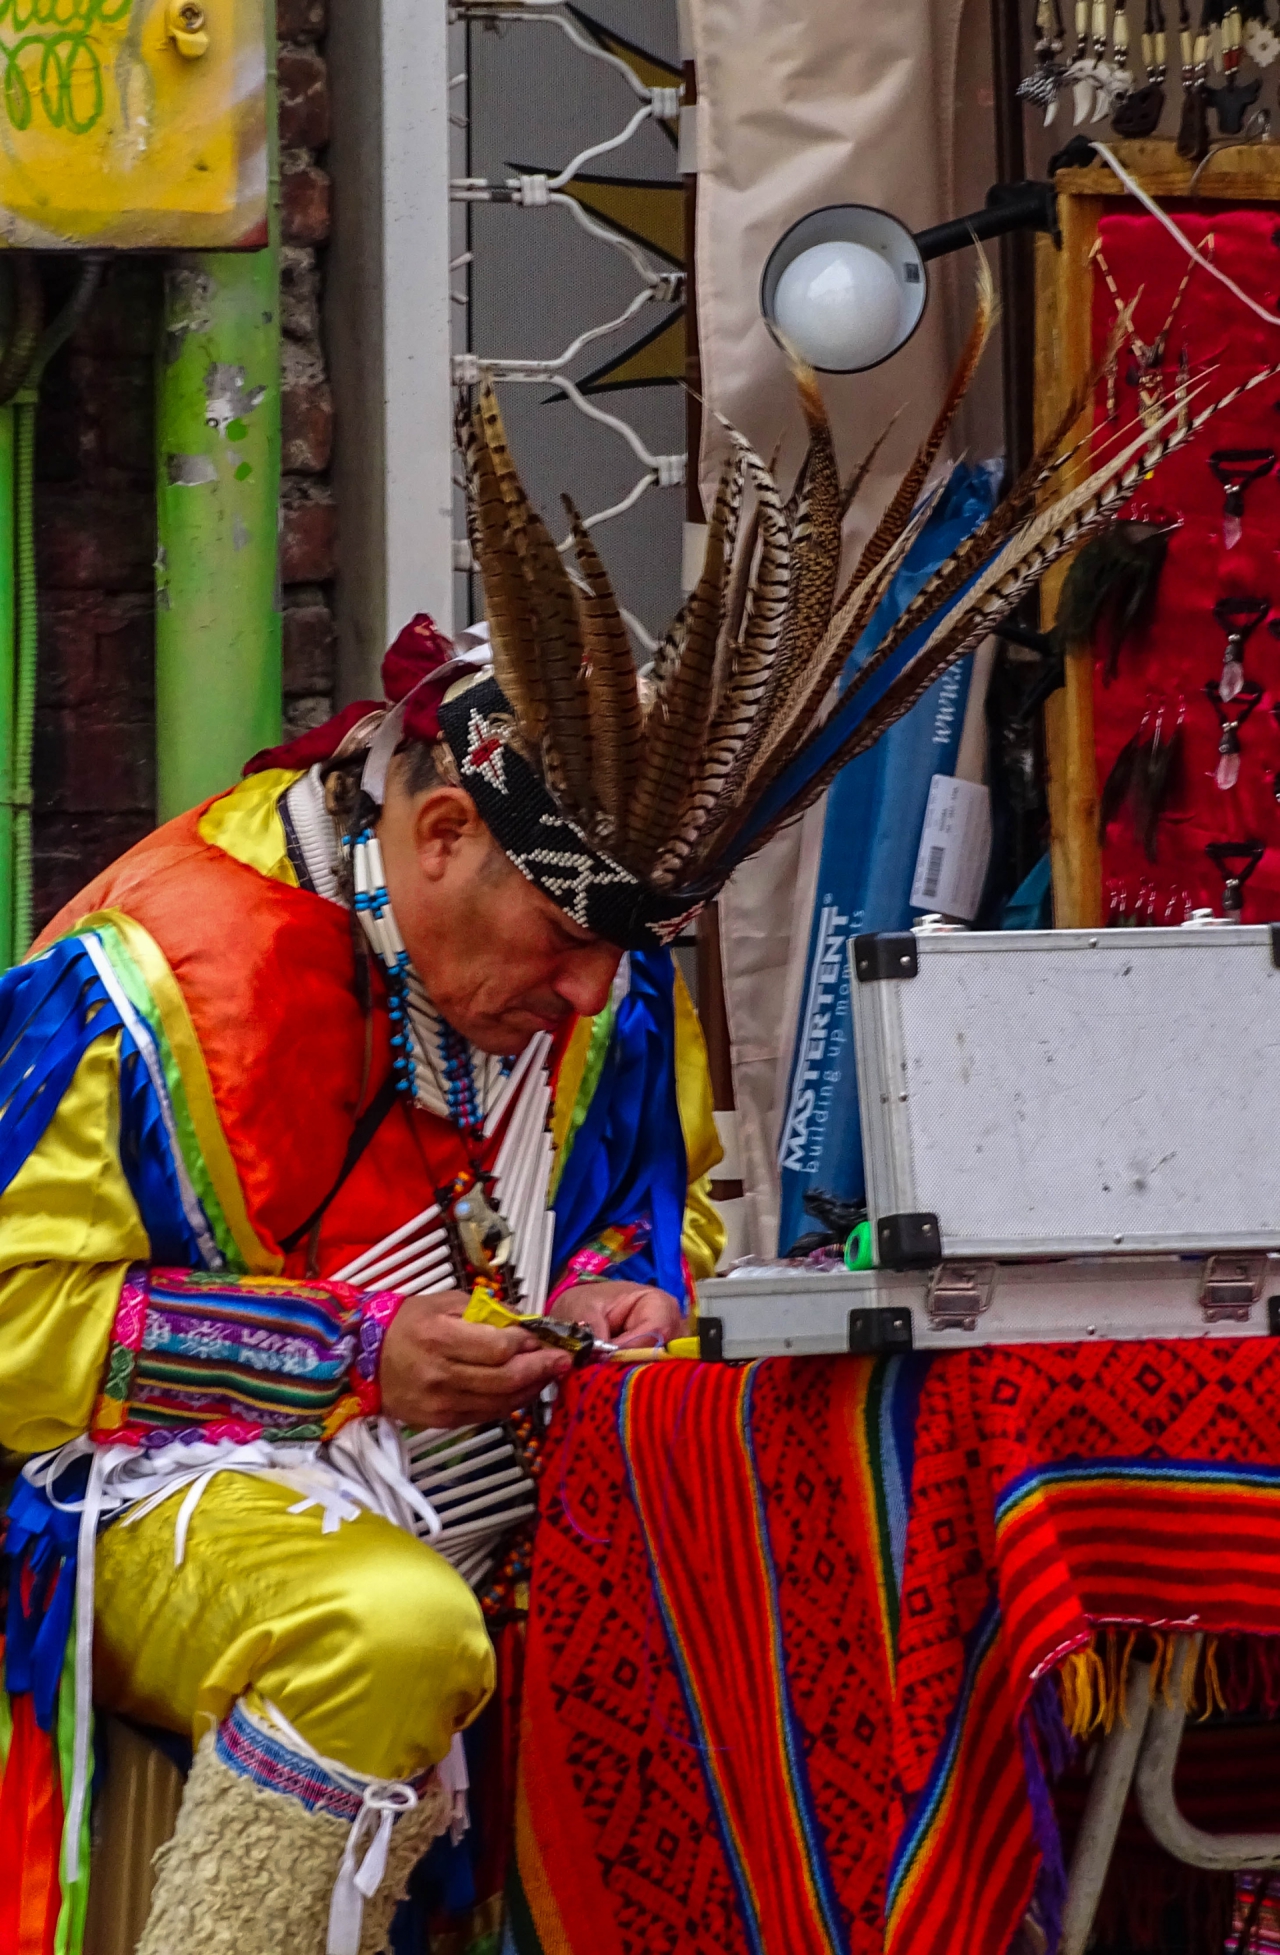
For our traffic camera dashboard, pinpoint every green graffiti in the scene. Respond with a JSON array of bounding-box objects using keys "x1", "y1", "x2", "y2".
[{"x1": 0, "y1": 0, "x2": 134, "y2": 136}]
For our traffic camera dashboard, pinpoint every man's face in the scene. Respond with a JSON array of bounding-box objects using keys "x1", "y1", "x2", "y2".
[{"x1": 378, "y1": 762, "x2": 623, "y2": 1054}]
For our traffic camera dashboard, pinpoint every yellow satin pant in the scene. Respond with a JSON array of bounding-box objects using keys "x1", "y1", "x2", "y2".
[{"x1": 92, "y1": 1474, "x2": 496, "y2": 1781}]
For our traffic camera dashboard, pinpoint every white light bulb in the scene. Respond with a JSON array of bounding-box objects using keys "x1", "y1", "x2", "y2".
[{"x1": 772, "y1": 239, "x2": 905, "y2": 372}]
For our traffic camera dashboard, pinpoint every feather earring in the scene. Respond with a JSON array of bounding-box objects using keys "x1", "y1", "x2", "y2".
[
  {"x1": 1049, "y1": 520, "x2": 1171, "y2": 680},
  {"x1": 1099, "y1": 725, "x2": 1142, "y2": 840},
  {"x1": 1139, "y1": 693, "x2": 1184, "y2": 860}
]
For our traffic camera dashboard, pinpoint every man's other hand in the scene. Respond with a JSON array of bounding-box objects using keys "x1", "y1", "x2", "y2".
[
  {"x1": 380, "y1": 1290, "x2": 572, "y2": 1428},
  {"x1": 550, "y1": 1280, "x2": 683, "y2": 1351}
]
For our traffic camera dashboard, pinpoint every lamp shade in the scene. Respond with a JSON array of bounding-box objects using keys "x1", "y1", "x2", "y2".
[{"x1": 760, "y1": 204, "x2": 928, "y2": 373}]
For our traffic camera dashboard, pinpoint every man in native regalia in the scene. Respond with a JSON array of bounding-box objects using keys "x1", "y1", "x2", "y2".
[
  {"x1": 0, "y1": 438, "x2": 724, "y2": 1945},
  {"x1": 0, "y1": 315, "x2": 1217, "y2": 1950}
]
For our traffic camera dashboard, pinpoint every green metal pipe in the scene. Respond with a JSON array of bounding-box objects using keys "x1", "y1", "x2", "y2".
[
  {"x1": 154, "y1": 51, "x2": 281, "y2": 820},
  {"x1": 12, "y1": 394, "x2": 35, "y2": 957},
  {"x1": 0, "y1": 404, "x2": 15, "y2": 970},
  {"x1": 6, "y1": 258, "x2": 105, "y2": 961}
]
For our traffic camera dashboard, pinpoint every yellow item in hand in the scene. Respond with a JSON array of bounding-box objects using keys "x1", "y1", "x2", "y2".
[{"x1": 463, "y1": 1281, "x2": 523, "y2": 1330}]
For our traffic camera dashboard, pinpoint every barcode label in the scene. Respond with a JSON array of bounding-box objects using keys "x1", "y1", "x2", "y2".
[{"x1": 909, "y1": 777, "x2": 992, "y2": 920}]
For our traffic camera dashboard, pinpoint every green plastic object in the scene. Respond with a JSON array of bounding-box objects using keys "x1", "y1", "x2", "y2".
[
  {"x1": 154, "y1": 237, "x2": 282, "y2": 820},
  {"x1": 844, "y1": 1219, "x2": 874, "y2": 1271}
]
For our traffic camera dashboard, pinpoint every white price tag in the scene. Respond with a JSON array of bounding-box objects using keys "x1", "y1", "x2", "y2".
[{"x1": 909, "y1": 776, "x2": 992, "y2": 921}]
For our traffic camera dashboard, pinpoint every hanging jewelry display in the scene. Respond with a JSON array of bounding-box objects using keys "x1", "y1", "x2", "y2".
[
  {"x1": 1063, "y1": 0, "x2": 1109, "y2": 118},
  {"x1": 1213, "y1": 594, "x2": 1269, "y2": 700},
  {"x1": 1208, "y1": 447, "x2": 1275, "y2": 547},
  {"x1": 1104, "y1": 0, "x2": 1138, "y2": 111},
  {"x1": 1114, "y1": 0, "x2": 1169, "y2": 129},
  {"x1": 1176, "y1": 0, "x2": 1212, "y2": 158},
  {"x1": 1139, "y1": 694, "x2": 1186, "y2": 857},
  {"x1": 1089, "y1": 0, "x2": 1118, "y2": 114},
  {"x1": 1243, "y1": 0, "x2": 1280, "y2": 65},
  {"x1": 1205, "y1": 838, "x2": 1265, "y2": 917},
  {"x1": 1204, "y1": 675, "x2": 1263, "y2": 788},
  {"x1": 1098, "y1": 693, "x2": 1186, "y2": 858},
  {"x1": 1205, "y1": 0, "x2": 1264, "y2": 126},
  {"x1": 1019, "y1": 0, "x2": 1071, "y2": 116},
  {"x1": 1092, "y1": 240, "x2": 1201, "y2": 462}
]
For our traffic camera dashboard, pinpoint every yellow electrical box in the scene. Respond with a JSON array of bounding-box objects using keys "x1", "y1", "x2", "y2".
[{"x1": 0, "y1": 0, "x2": 265, "y2": 248}]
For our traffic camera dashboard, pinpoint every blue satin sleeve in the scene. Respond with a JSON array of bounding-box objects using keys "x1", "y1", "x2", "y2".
[
  {"x1": 550, "y1": 949, "x2": 688, "y2": 1301},
  {"x1": 0, "y1": 936, "x2": 213, "y2": 1268}
]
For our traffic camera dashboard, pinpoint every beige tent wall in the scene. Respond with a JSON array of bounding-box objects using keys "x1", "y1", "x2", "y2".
[{"x1": 689, "y1": 0, "x2": 1000, "y2": 1255}]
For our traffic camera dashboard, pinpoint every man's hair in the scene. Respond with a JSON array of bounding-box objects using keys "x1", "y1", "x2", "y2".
[{"x1": 400, "y1": 735, "x2": 445, "y2": 797}]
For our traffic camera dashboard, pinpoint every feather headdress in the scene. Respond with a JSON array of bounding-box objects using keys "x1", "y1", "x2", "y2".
[{"x1": 447, "y1": 279, "x2": 1280, "y2": 950}]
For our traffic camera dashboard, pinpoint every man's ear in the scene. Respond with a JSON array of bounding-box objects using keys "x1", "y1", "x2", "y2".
[{"x1": 412, "y1": 787, "x2": 486, "y2": 883}]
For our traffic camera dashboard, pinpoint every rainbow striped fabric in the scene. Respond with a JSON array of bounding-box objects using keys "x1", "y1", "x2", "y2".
[
  {"x1": 90, "y1": 1266, "x2": 397, "y2": 1447},
  {"x1": 511, "y1": 1342, "x2": 1280, "y2": 1955}
]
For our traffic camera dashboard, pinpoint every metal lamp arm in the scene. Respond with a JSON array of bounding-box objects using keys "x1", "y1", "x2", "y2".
[{"x1": 915, "y1": 180, "x2": 1059, "y2": 262}]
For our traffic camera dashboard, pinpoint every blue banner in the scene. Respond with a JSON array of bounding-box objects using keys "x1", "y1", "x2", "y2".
[{"x1": 775, "y1": 464, "x2": 998, "y2": 1254}]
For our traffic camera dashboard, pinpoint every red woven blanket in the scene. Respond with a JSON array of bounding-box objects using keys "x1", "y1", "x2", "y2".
[{"x1": 511, "y1": 1344, "x2": 1280, "y2": 1955}]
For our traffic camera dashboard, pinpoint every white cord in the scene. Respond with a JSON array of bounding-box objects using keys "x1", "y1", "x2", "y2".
[
  {"x1": 520, "y1": 370, "x2": 685, "y2": 474},
  {"x1": 449, "y1": 4, "x2": 656, "y2": 102},
  {"x1": 474, "y1": 285, "x2": 658, "y2": 380},
  {"x1": 1091, "y1": 141, "x2": 1280, "y2": 330},
  {"x1": 549, "y1": 188, "x2": 666, "y2": 286},
  {"x1": 546, "y1": 97, "x2": 660, "y2": 189}
]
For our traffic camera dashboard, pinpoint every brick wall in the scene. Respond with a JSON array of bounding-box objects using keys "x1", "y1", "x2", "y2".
[{"x1": 31, "y1": 0, "x2": 337, "y2": 932}]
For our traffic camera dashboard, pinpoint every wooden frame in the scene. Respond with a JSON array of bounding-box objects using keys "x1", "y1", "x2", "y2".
[{"x1": 1035, "y1": 138, "x2": 1280, "y2": 926}]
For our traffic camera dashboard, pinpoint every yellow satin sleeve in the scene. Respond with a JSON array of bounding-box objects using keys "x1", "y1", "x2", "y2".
[
  {"x1": 0, "y1": 1028, "x2": 148, "y2": 1454},
  {"x1": 672, "y1": 969, "x2": 725, "y2": 1284}
]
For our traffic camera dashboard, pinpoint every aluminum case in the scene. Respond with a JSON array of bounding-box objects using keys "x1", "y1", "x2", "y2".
[
  {"x1": 851, "y1": 923, "x2": 1280, "y2": 1260},
  {"x1": 696, "y1": 924, "x2": 1280, "y2": 1356}
]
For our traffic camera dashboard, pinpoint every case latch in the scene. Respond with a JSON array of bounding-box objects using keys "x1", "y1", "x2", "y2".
[
  {"x1": 1199, "y1": 1253, "x2": 1267, "y2": 1323},
  {"x1": 926, "y1": 1262, "x2": 996, "y2": 1331}
]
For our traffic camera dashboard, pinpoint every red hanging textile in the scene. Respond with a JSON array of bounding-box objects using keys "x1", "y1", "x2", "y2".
[{"x1": 0, "y1": 1691, "x2": 63, "y2": 1955}]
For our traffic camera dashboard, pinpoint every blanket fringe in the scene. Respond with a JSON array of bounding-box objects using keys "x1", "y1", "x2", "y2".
[{"x1": 1054, "y1": 1628, "x2": 1231, "y2": 1741}]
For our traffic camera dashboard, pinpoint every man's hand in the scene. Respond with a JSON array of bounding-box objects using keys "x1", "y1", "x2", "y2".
[
  {"x1": 380, "y1": 1290, "x2": 572, "y2": 1428},
  {"x1": 550, "y1": 1279, "x2": 683, "y2": 1351}
]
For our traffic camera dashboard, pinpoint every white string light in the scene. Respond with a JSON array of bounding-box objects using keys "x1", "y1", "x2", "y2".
[
  {"x1": 450, "y1": 2, "x2": 658, "y2": 102},
  {"x1": 451, "y1": 0, "x2": 687, "y2": 644},
  {"x1": 454, "y1": 286, "x2": 656, "y2": 382}
]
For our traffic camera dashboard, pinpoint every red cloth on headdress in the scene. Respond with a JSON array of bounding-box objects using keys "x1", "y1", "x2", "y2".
[{"x1": 243, "y1": 613, "x2": 457, "y2": 775}]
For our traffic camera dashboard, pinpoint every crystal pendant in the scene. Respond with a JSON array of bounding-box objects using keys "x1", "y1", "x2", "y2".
[
  {"x1": 1220, "y1": 659, "x2": 1244, "y2": 702},
  {"x1": 1224, "y1": 512, "x2": 1243, "y2": 549},
  {"x1": 1217, "y1": 749, "x2": 1241, "y2": 789}
]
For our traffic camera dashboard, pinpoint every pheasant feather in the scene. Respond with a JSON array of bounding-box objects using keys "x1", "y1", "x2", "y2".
[
  {"x1": 461, "y1": 399, "x2": 545, "y2": 742},
  {"x1": 653, "y1": 442, "x2": 791, "y2": 883},
  {"x1": 628, "y1": 458, "x2": 736, "y2": 863},
  {"x1": 739, "y1": 361, "x2": 1276, "y2": 857},
  {"x1": 475, "y1": 382, "x2": 593, "y2": 816},
  {"x1": 838, "y1": 255, "x2": 996, "y2": 606},
  {"x1": 563, "y1": 496, "x2": 642, "y2": 842}
]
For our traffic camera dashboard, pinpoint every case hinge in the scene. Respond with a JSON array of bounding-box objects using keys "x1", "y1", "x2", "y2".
[
  {"x1": 1199, "y1": 1253, "x2": 1266, "y2": 1324},
  {"x1": 927, "y1": 1261, "x2": 996, "y2": 1332}
]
